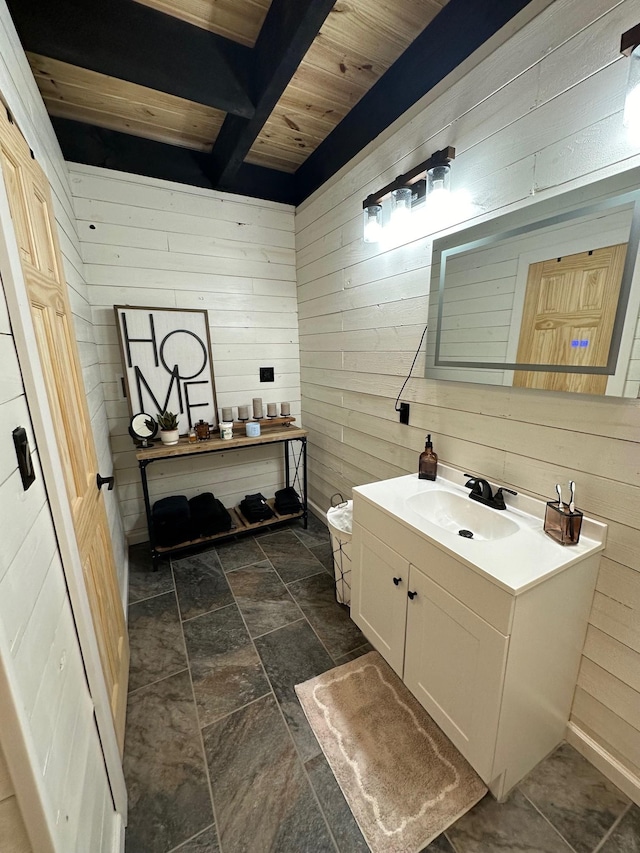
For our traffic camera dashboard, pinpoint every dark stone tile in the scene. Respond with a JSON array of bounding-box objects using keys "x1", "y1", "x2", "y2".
[
  {"x1": 173, "y1": 551, "x2": 233, "y2": 621},
  {"x1": 519, "y1": 742, "x2": 630, "y2": 853},
  {"x1": 124, "y1": 670, "x2": 213, "y2": 853},
  {"x1": 225, "y1": 560, "x2": 302, "y2": 637},
  {"x1": 287, "y1": 572, "x2": 365, "y2": 659},
  {"x1": 253, "y1": 620, "x2": 334, "y2": 762},
  {"x1": 305, "y1": 752, "x2": 368, "y2": 853},
  {"x1": 600, "y1": 804, "x2": 640, "y2": 852},
  {"x1": 128, "y1": 591, "x2": 187, "y2": 693},
  {"x1": 128, "y1": 542, "x2": 174, "y2": 604},
  {"x1": 421, "y1": 833, "x2": 457, "y2": 852},
  {"x1": 293, "y1": 512, "x2": 331, "y2": 548},
  {"x1": 183, "y1": 604, "x2": 269, "y2": 727},
  {"x1": 258, "y1": 530, "x2": 325, "y2": 583},
  {"x1": 203, "y1": 694, "x2": 334, "y2": 853},
  {"x1": 214, "y1": 537, "x2": 265, "y2": 572},
  {"x1": 446, "y1": 789, "x2": 574, "y2": 852},
  {"x1": 309, "y1": 541, "x2": 335, "y2": 576},
  {"x1": 333, "y1": 642, "x2": 374, "y2": 667},
  {"x1": 171, "y1": 825, "x2": 220, "y2": 852}
]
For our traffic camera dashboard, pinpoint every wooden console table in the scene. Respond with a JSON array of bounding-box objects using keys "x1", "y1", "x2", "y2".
[{"x1": 136, "y1": 424, "x2": 308, "y2": 568}]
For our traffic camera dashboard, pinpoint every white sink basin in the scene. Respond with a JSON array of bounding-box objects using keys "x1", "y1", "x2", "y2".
[
  {"x1": 406, "y1": 490, "x2": 520, "y2": 541},
  {"x1": 353, "y1": 467, "x2": 607, "y2": 594}
]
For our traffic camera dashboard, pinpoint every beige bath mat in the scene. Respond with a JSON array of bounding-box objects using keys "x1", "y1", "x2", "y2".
[{"x1": 295, "y1": 651, "x2": 486, "y2": 853}]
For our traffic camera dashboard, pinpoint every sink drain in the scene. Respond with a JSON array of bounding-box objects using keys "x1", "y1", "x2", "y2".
[{"x1": 458, "y1": 529, "x2": 474, "y2": 539}]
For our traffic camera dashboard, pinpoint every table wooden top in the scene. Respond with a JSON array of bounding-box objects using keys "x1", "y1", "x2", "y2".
[{"x1": 136, "y1": 424, "x2": 307, "y2": 462}]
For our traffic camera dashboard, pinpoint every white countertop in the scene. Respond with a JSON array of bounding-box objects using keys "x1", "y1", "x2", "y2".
[{"x1": 352, "y1": 464, "x2": 607, "y2": 595}]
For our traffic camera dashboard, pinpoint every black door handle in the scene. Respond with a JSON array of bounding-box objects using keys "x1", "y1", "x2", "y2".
[
  {"x1": 407, "y1": 590, "x2": 417, "y2": 600},
  {"x1": 96, "y1": 473, "x2": 115, "y2": 491},
  {"x1": 393, "y1": 576, "x2": 402, "y2": 585}
]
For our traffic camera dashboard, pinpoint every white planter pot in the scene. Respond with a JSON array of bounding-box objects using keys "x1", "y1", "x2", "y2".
[{"x1": 160, "y1": 429, "x2": 179, "y2": 446}]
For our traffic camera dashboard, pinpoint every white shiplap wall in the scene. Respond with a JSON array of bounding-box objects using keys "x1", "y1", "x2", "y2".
[
  {"x1": 69, "y1": 165, "x2": 298, "y2": 543},
  {"x1": 0, "y1": 2, "x2": 122, "y2": 850},
  {"x1": 296, "y1": 0, "x2": 640, "y2": 799}
]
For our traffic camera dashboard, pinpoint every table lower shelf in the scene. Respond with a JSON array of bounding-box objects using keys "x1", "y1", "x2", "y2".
[{"x1": 154, "y1": 498, "x2": 305, "y2": 556}]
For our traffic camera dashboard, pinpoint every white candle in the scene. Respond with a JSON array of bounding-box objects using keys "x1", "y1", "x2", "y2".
[
  {"x1": 238, "y1": 405, "x2": 249, "y2": 420},
  {"x1": 280, "y1": 402, "x2": 290, "y2": 416},
  {"x1": 252, "y1": 397, "x2": 263, "y2": 418},
  {"x1": 267, "y1": 402, "x2": 277, "y2": 417},
  {"x1": 221, "y1": 406, "x2": 233, "y2": 422}
]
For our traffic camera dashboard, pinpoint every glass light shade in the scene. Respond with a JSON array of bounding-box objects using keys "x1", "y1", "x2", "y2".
[
  {"x1": 624, "y1": 44, "x2": 640, "y2": 134},
  {"x1": 427, "y1": 163, "x2": 451, "y2": 196},
  {"x1": 390, "y1": 186, "x2": 413, "y2": 226},
  {"x1": 363, "y1": 203, "x2": 383, "y2": 243}
]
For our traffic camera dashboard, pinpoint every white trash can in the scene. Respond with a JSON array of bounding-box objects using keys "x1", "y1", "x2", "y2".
[{"x1": 327, "y1": 499, "x2": 353, "y2": 606}]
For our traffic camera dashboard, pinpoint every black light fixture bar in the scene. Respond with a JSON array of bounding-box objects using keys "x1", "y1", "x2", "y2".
[
  {"x1": 621, "y1": 22, "x2": 640, "y2": 55},
  {"x1": 363, "y1": 146, "x2": 455, "y2": 209}
]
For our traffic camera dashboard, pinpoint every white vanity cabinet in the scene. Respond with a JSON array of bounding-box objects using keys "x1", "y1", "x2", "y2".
[{"x1": 351, "y1": 486, "x2": 604, "y2": 799}]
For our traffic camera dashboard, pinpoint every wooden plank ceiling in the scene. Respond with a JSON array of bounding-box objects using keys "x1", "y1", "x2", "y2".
[{"x1": 7, "y1": 0, "x2": 538, "y2": 204}]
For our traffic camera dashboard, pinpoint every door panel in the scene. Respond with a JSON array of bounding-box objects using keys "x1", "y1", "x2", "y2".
[
  {"x1": 0, "y1": 108, "x2": 128, "y2": 750},
  {"x1": 404, "y1": 566, "x2": 508, "y2": 782},
  {"x1": 514, "y1": 244, "x2": 626, "y2": 394},
  {"x1": 351, "y1": 525, "x2": 408, "y2": 677}
]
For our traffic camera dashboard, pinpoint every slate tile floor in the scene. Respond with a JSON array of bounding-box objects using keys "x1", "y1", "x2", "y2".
[{"x1": 125, "y1": 515, "x2": 639, "y2": 853}]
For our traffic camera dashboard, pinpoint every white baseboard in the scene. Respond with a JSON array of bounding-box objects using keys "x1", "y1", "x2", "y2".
[
  {"x1": 307, "y1": 498, "x2": 328, "y2": 526},
  {"x1": 566, "y1": 722, "x2": 640, "y2": 806}
]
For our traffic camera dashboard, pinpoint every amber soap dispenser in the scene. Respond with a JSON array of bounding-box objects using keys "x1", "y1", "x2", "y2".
[{"x1": 419, "y1": 434, "x2": 438, "y2": 480}]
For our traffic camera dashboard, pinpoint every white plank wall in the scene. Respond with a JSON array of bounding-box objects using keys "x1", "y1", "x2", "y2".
[
  {"x1": 69, "y1": 165, "x2": 298, "y2": 543},
  {"x1": 0, "y1": 742, "x2": 30, "y2": 852},
  {"x1": 296, "y1": 0, "x2": 640, "y2": 799},
  {"x1": 0, "y1": 3, "x2": 121, "y2": 850}
]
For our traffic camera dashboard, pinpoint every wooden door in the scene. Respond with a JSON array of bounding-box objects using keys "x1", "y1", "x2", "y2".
[
  {"x1": 513, "y1": 244, "x2": 627, "y2": 394},
  {"x1": 351, "y1": 525, "x2": 408, "y2": 677},
  {"x1": 0, "y1": 108, "x2": 129, "y2": 749},
  {"x1": 403, "y1": 566, "x2": 508, "y2": 782}
]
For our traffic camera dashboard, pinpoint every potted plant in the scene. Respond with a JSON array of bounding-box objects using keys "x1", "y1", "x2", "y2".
[{"x1": 157, "y1": 410, "x2": 180, "y2": 445}]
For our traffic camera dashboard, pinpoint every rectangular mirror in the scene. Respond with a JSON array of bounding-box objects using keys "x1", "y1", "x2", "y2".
[{"x1": 426, "y1": 169, "x2": 640, "y2": 396}]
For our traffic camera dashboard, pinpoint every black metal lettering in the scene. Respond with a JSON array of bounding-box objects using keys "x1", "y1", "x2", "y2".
[
  {"x1": 134, "y1": 364, "x2": 183, "y2": 415},
  {"x1": 184, "y1": 381, "x2": 210, "y2": 428},
  {"x1": 122, "y1": 312, "x2": 158, "y2": 368},
  {"x1": 159, "y1": 329, "x2": 207, "y2": 380}
]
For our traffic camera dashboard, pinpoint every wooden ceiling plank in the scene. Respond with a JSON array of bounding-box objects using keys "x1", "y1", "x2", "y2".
[
  {"x1": 28, "y1": 54, "x2": 223, "y2": 151},
  {"x1": 7, "y1": 0, "x2": 255, "y2": 117},
  {"x1": 209, "y1": 0, "x2": 338, "y2": 188},
  {"x1": 245, "y1": 147, "x2": 303, "y2": 173},
  {"x1": 41, "y1": 100, "x2": 218, "y2": 152},
  {"x1": 133, "y1": 0, "x2": 272, "y2": 47},
  {"x1": 294, "y1": 0, "x2": 538, "y2": 202}
]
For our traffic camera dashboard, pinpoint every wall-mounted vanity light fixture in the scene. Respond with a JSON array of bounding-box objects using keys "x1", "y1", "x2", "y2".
[
  {"x1": 362, "y1": 146, "x2": 455, "y2": 243},
  {"x1": 622, "y1": 23, "x2": 640, "y2": 134}
]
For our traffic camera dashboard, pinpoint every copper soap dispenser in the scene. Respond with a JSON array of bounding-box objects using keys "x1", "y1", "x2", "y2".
[{"x1": 418, "y1": 434, "x2": 438, "y2": 480}]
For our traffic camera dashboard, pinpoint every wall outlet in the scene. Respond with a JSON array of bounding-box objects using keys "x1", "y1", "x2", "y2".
[
  {"x1": 260, "y1": 366, "x2": 275, "y2": 382},
  {"x1": 399, "y1": 402, "x2": 410, "y2": 424}
]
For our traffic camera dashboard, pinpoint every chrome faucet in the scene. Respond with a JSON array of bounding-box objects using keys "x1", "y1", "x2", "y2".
[{"x1": 464, "y1": 475, "x2": 517, "y2": 511}]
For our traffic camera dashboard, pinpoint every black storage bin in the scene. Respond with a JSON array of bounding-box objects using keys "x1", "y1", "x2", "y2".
[
  {"x1": 152, "y1": 495, "x2": 190, "y2": 546},
  {"x1": 189, "y1": 492, "x2": 233, "y2": 537},
  {"x1": 240, "y1": 493, "x2": 274, "y2": 523},
  {"x1": 274, "y1": 486, "x2": 302, "y2": 515}
]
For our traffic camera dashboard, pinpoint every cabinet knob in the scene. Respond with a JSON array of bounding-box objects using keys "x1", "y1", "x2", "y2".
[
  {"x1": 393, "y1": 576, "x2": 402, "y2": 586},
  {"x1": 407, "y1": 590, "x2": 417, "y2": 600}
]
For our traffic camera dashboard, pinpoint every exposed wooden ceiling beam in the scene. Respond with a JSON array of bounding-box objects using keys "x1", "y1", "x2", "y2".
[
  {"x1": 51, "y1": 117, "x2": 297, "y2": 205},
  {"x1": 208, "y1": 0, "x2": 337, "y2": 189},
  {"x1": 7, "y1": 0, "x2": 255, "y2": 118},
  {"x1": 294, "y1": 0, "x2": 538, "y2": 203}
]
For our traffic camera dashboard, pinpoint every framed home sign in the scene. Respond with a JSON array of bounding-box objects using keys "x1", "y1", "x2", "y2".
[{"x1": 114, "y1": 305, "x2": 218, "y2": 433}]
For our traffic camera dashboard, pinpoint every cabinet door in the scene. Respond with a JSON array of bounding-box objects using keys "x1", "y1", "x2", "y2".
[
  {"x1": 351, "y1": 524, "x2": 409, "y2": 676},
  {"x1": 404, "y1": 565, "x2": 509, "y2": 781}
]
